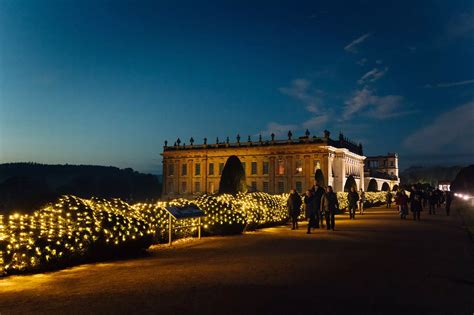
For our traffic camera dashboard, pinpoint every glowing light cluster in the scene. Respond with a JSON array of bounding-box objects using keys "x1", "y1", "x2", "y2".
[{"x1": 0, "y1": 193, "x2": 288, "y2": 276}]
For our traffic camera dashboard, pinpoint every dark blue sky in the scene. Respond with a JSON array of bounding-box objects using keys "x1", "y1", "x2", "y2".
[{"x1": 1, "y1": 0, "x2": 473, "y2": 173}]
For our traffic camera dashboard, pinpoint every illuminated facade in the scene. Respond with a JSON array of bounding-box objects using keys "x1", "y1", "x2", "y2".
[{"x1": 161, "y1": 130, "x2": 375, "y2": 199}]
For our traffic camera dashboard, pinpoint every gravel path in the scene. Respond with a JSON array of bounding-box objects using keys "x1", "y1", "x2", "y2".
[{"x1": 1, "y1": 205, "x2": 473, "y2": 314}]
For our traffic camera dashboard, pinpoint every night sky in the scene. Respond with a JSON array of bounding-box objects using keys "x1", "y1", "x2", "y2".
[{"x1": 1, "y1": 0, "x2": 473, "y2": 174}]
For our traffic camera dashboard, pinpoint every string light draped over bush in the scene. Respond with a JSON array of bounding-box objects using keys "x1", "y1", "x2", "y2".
[{"x1": 0, "y1": 191, "x2": 388, "y2": 276}]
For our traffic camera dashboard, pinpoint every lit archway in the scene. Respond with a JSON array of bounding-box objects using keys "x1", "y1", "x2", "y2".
[
  {"x1": 315, "y1": 169, "x2": 325, "y2": 187},
  {"x1": 392, "y1": 184, "x2": 399, "y2": 191},
  {"x1": 367, "y1": 179, "x2": 378, "y2": 192},
  {"x1": 381, "y1": 182, "x2": 390, "y2": 191},
  {"x1": 344, "y1": 175, "x2": 357, "y2": 192}
]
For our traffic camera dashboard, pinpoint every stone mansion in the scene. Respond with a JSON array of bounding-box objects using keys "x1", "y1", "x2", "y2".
[{"x1": 161, "y1": 130, "x2": 399, "y2": 199}]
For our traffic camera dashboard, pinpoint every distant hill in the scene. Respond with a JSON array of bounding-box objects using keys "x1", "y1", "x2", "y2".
[
  {"x1": 0, "y1": 163, "x2": 162, "y2": 214},
  {"x1": 400, "y1": 165, "x2": 463, "y2": 186}
]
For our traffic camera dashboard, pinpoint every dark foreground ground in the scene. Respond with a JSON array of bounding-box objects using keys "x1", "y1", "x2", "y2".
[{"x1": 1, "y1": 204, "x2": 473, "y2": 314}]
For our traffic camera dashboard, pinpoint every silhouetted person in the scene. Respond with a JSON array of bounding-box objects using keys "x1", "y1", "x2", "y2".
[
  {"x1": 397, "y1": 190, "x2": 409, "y2": 219},
  {"x1": 304, "y1": 190, "x2": 316, "y2": 234},
  {"x1": 321, "y1": 186, "x2": 339, "y2": 231},
  {"x1": 312, "y1": 180, "x2": 325, "y2": 228},
  {"x1": 287, "y1": 189, "x2": 302, "y2": 230},
  {"x1": 347, "y1": 186, "x2": 359, "y2": 219},
  {"x1": 410, "y1": 186, "x2": 423, "y2": 221},
  {"x1": 359, "y1": 189, "x2": 365, "y2": 214},
  {"x1": 445, "y1": 191, "x2": 453, "y2": 216},
  {"x1": 429, "y1": 191, "x2": 437, "y2": 215},
  {"x1": 386, "y1": 190, "x2": 393, "y2": 208}
]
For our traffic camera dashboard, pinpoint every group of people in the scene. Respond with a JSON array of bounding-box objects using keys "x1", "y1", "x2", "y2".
[
  {"x1": 287, "y1": 181, "x2": 366, "y2": 234},
  {"x1": 288, "y1": 182, "x2": 455, "y2": 229},
  {"x1": 394, "y1": 186, "x2": 453, "y2": 221}
]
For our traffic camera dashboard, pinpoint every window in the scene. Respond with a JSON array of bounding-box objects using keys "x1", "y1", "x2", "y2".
[
  {"x1": 209, "y1": 163, "x2": 214, "y2": 175},
  {"x1": 263, "y1": 161, "x2": 269, "y2": 175},
  {"x1": 219, "y1": 163, "x2": 224, "y2": 175},
  {"x1": 241, "y1": 162, "x2": 246, "y2": 174},
  {"x1": 295, "y1": 181, "x2": 302, "y2": 193},
  {"x1": 195, "y1": 163, "x2": 201, "y2": 176},
  {"x1": 295, "y1": 160, "x2": 303, "y2": 175},
  {"x1": 314, "y1": 160, "x2": 321, "y2": 172},
  {"x1": 167, "y1": 181, "x2": 173, "y2": 193},
  {"x1": 263, "y1": 181, "x2": 269, "y2": 193},
  {"x1": 181, "y1": 182, "x2": 187, "y2": 193},
  {"x1": 208, "y1": 182, "x2": 215, "y2": 193},
  {"x1": 369, "y1": 160, "x2": 379, "y2": 168},
  {"x1": 251, "y1": 181, "x2": 257, "y2": 191},
  {"x1": 277, "y1": 160, "x2": 285, "y2": 175},
  {"x1": 168, "y1": 163, "x2": 174, "y2": 176},
  {"x1": 278, "y1": 181, "x2": 285, "y2": 194},
  {"x1": 390, "y1": 161, "x2": 394, "y2": 167},
  {"x1": 251, "y1": 162, "x2": 257, "y2": 175},
  {"x1": 181, "y1": 164, "x2": 187, "y2": 176},
  {"x1": 194, "y1": 182, "x2": 201, "y2": 193}
]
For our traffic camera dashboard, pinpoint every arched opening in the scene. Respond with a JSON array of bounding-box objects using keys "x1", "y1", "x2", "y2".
[
  {"x1": 344, "y1": 175, "x2": 357, "y2": 192},
  {"x1": 367, "y1": 179, "x2": 378, "y2": 192},
  {"x1": 314, "y1": 169, "x2": 325, "y2": 187},
  {"x1": 392, "y1": 184, "x2": 399, "y2": 192},
  {"x1": 381, "y1": 182, "x2": 390, "y2": 191}
]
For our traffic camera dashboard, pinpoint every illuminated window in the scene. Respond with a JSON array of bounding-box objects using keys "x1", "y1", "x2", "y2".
[
  {"x1": 295, "y1": 181, "x2": 302, "y2": 193},
  {"x1": 295, "y1": 160, "x2": 303, "y2": 175},
  {"x1": 209, "y1": 163, "x2": 214, "y2": 175},
  {"x1": 181, "y1": 164, "x2": 187, "y2": 176},
  {"x1": 263, "y1": 161, "x2": 269, "y2": 175},
  {"x1": 181, "y1": 182, "x2": 187, "y2": 193},
  {"x1": 263, "y1": 181, "x2": 269, "y2": 193},
  {"x1": 168, "y1": 163, "x2": 174, "y2": 176},
  {"x1": 194, "y1": 182, "x2": 200, "y2": 193},
  {"x1": 219, "y1": 163, "x2": 224, "y2": 175},
  {"x1": 251, "y1": 162, "x2": 257, "y2": 175},
  {"x1": 278, "y1": 181, "x2": 285, "y2": 193},
  {"x1": 195, "y1": 163, "x2": 201, "y2": 176},
  {"x1": 277, "y1": 160, "x2": 285, "y2": 175},
  {"x1": 313, "y1": 160, "x2": 320, "y2": 173}
]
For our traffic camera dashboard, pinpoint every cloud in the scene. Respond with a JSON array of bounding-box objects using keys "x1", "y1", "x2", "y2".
[
  {"x1": 344, "y1": 33, "x2": 371, "y2": 53},
  {"x1": 403, "y1": 102, "x2": 474, "y2": 154},
  {"x1": 279, "y1": 79, "x2": 324, "y2": 112},
  {"x1": 375, "y1": 59, "x2": 383, "y2": 64},
  {"x1": 356, "y1": 58, "x2": 367, "y2": 66},
  {"x1": 302, "y1": 114, "x2": 329, "y2": 129},
  {"x1": 425, "y1": 79, "x2": 474, "y2": 88},
  {"x1": 357, "y1": 67, "x2": 388, "y2": 85},
  {"x1": 446, "y1": 13, "x2": 474, "y2": 38},
  {"x1": 343, "y1": 86, "x2": 406, "y2": 120},
  {"x1": 408, "y1": 46, "x2": 417, "y2": 52}
]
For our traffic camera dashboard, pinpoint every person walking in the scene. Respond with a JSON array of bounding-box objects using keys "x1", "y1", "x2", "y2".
[
  {"x1": 347, "y1": 186, "x2": 359, "y2": 219},
  {"x1": 445, "y1": 191, "x2": 453, "y2": 216},
  {"x1": 410, "y1": 186, "x2": 423, "y2": 221},
  {"x1": 359, "y1": 189, "x2": 365, "y2": 215},
  {"x1": 398, "y1": 190, "x2": 409, "y2": 219},
  {"x1": 304, "y1": 190, "x2": 316, "y2": 234},
  {"x1": 312, "y1": 180, "x2": 325, "y2": 228},
  {"x1": 287, "y1": 189, "x2": 302, "y2": 230},
  {"x1": 321, "y1": 186, "x2": 339, "y2": 231},
  {"x1": 429, "y1": 190, "x2": 437, "y2": 215},
  {"x1": 386, "y1": 190, "x2": 393, "y2": 208}
]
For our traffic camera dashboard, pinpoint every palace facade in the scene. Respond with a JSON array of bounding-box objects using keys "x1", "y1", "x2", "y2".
[{"x1": 161, "y1": 130, "x2": 399, "y2": 199}]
